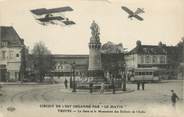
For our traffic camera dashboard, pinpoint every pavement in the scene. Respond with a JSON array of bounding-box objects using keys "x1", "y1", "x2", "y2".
[
  {"x1": 0, "y1": 80, "x2": 183, "y2": 103},
  {"x1": 0, "y1": 80, "x2": 183, "y2": 117},
  {"x1": 0, "y1": 81, "x2": 51, "y2": 85}
]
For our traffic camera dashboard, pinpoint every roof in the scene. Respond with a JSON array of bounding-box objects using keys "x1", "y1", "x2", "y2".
[
  {"x1": 52, "y1": 54, "x2": 89, "y2": 59},
  {"x1": 128, "y1": 45, "x2": 168, "y2": 55},
  {"x1": 0, "y1": 26, "x2": 24, "y2": 47}
]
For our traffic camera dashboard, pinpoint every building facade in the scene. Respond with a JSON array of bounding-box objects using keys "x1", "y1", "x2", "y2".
[
  {"x1": 125, "y1": 41, "x2": 179, "y2": 79},
  {"x1": 51, "y1": 54, "x2": 89, "y2": 76},
  {"x1": 0, "y1": 26, "x2": 25, "y2": 81},
  {"x1": 125, "y1": 48, "x2": 167, "y2": 68},
  {"x1": 51, "y1": 40, "x2": 125, "y2": 78}
]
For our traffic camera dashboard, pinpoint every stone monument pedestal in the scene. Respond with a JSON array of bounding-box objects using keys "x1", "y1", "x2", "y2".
[
  {"x1": 87, "y1": 21, "x2": 106, "y2": 83},
  {"x1": 87, "y1": 70, "x2": 106, "y2": 83}
]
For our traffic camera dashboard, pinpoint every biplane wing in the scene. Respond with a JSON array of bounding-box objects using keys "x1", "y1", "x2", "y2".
[
  {"x1": 134, "y1": 15, "x2": 144, "y2": 21},
  {"x1": 30, "y1": 8, "x2": 48, "y2": 16},
  {"x1": 121, "y1": 6, "x2": 134, "y2": 15},
  {"x1": 62, "y1": 20, "x2": 75, "y2": 25},
  {"x1": 31, "y1": 6, "x2": 73, "y2": 16},
  {"x1": 37, "y1": 16, "x2": 64, "y2": 22}
]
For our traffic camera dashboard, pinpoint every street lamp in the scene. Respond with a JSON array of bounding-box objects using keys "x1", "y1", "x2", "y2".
[
  {"x1": 71, "y1": 62, "x2": 76, "y2": 92},
  {"x1": 70, "y1": 75, "x2": 73, "y2": 88},
  {"x1": 123, "y1": 63, "x2": 127, "y2": 91},
  {"x1": 112, "y1": 75, "x2": 115, "y2": 94}
]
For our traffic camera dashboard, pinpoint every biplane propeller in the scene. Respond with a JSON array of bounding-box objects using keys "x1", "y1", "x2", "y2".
[
  {"x1": 30, "y1": 6, "x2": 75, "y2": 26},
  {"x1": 121, "y1": 6, "x2": 144, "y2": 21}
]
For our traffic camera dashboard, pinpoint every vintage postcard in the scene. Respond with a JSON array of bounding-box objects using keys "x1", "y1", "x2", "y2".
[{"x1": 0, "y1": 0, "x2": 184, "y2": 117}]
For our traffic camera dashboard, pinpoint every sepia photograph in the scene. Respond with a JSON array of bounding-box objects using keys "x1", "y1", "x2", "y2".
[{"x1": 0, "y1": 0, "x2": 184, "y2": 117}]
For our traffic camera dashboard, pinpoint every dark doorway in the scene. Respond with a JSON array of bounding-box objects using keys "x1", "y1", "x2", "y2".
[{"x1": 0, "y1": 65, "x2": 7, "y2": 82}]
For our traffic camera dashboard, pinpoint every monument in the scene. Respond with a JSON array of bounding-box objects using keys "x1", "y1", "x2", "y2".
[{"x1": 88, "y1": 21, "x2": 105, "y2": 82}]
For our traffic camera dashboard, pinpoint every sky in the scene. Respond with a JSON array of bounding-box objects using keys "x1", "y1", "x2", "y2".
[{"x1": 0, "y1": 0, "x2": 184, "y2": 54}]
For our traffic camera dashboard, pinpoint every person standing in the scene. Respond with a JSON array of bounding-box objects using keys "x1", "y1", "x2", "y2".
[
  {"x1": 112, "y1": 78, "x2": 115, "y2": 94},
  {"x1": 89, "y1": 82, "x2": 93, "y2": 94},
  {"x1": 64, "y1": 79, "x2": 68, "y2": 89},
  {"x1": 141, "y1": 82, "x2": 145, "y2": 90},
  {"x1": 171, "y1": 90, "x2": 179, "y2": 108},
  {"x1": 137, "y1": 82, "x2": 140, "y2": 90},
  {"x1": 69, "y1": 77, "x2": 72, "y2": 88}
]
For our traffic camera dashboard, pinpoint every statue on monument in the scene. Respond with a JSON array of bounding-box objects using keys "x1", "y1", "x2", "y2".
[{"x1": 90, "y1": 20, "x2": 100, "y2": 42}]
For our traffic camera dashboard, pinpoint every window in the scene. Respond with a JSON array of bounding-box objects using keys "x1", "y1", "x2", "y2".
[
  {"x1": 7, "y1": 72, "x2": 10, "y2": 80},
  {"x1": 2, "y1": 51, "x2": 6, "y2": 60},
  {"x1": 160, "y1": 56, "x2": 165, "y2": 64},
  {"x1": 154, "y1": 71, "x2": 159, "y2": 76},
  {"x1": 152, "y1": 56, "x2": 157, "y2": 63},
  {"x1": 1, "y1": 41, "x2": 8, "y2": 47},
  {"x1": 59, "y1": 65, "x2": 63, "y2": 70},
  {"x1": 141, "y1": 56, "x2": 144, "y2": 63},
  {"x1": 145, "y1": 55, "x2": 150, "y2": 63},
  {"x1": 15, "y1": 72, "x2": 19, "y2": 79},
  {"x1": 139, "y1": 72, "x2": 141, "y2": 75},
  {"x1": 16, "y1": 53, "x2": 19, "y2": 57},
  {"x1": 9, "y1": 51, "x2": 13, "y2": 59},
  {"x1": 135, "y1": 72, "x2": 138, "y2": 75}
]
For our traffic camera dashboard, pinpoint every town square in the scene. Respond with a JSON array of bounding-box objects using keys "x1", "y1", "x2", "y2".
[{"x1": 0, "y1": 0, "x2": 184, "y2": 117}]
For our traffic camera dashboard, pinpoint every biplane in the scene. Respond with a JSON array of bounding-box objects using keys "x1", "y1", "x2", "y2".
[
  {"x1": 121, "y1": 6, "x2": 144, "y2": 21},
  {"x1": 30, "y1": 6, "x2": 75, "y2": 26}
]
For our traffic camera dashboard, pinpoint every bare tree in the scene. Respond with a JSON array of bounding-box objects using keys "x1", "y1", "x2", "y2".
[{"x1": 31, "y1": 41, "x2": 53, "y2": 82}]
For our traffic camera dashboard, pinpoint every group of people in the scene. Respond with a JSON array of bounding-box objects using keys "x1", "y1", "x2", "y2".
[
  {"x1": 89, "y1": 82, "x2": 105, "y2": 94},
  {"x1": 64, "y1": 78, "x2": 180, "y2": 108},
  {"x1": 137, "y1": 82, "x2": 145, "y2": 90},
  {"x1": 64, "y1": 78, "x2": 106, "y2": 94}
]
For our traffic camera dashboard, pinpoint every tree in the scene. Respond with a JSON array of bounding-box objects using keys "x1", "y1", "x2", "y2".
[
  {"x1": 136, "y1": 40, "x2": 142, "y2": 47},
  {"x1": 175, "y1": 37, "x2": 184, "y2": 79},
  {"x1": 19, "y1": 45, "x2": 28, "y2": 81},
  {"x1": 101, "y1": 41, "x2": 124, "y2": 54},
  {"x1": 101, "y1": 53, "x2": 125, "y2": 75},
  {"x1": 176, "y1": 37, "x2": 184, "y2": 63},
  {"x1": 101, "y1": 41, "x2": 125, "y2": 76},
  {"x1": 31, "y1": 41, "x2": 53, "y2": 82}
]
